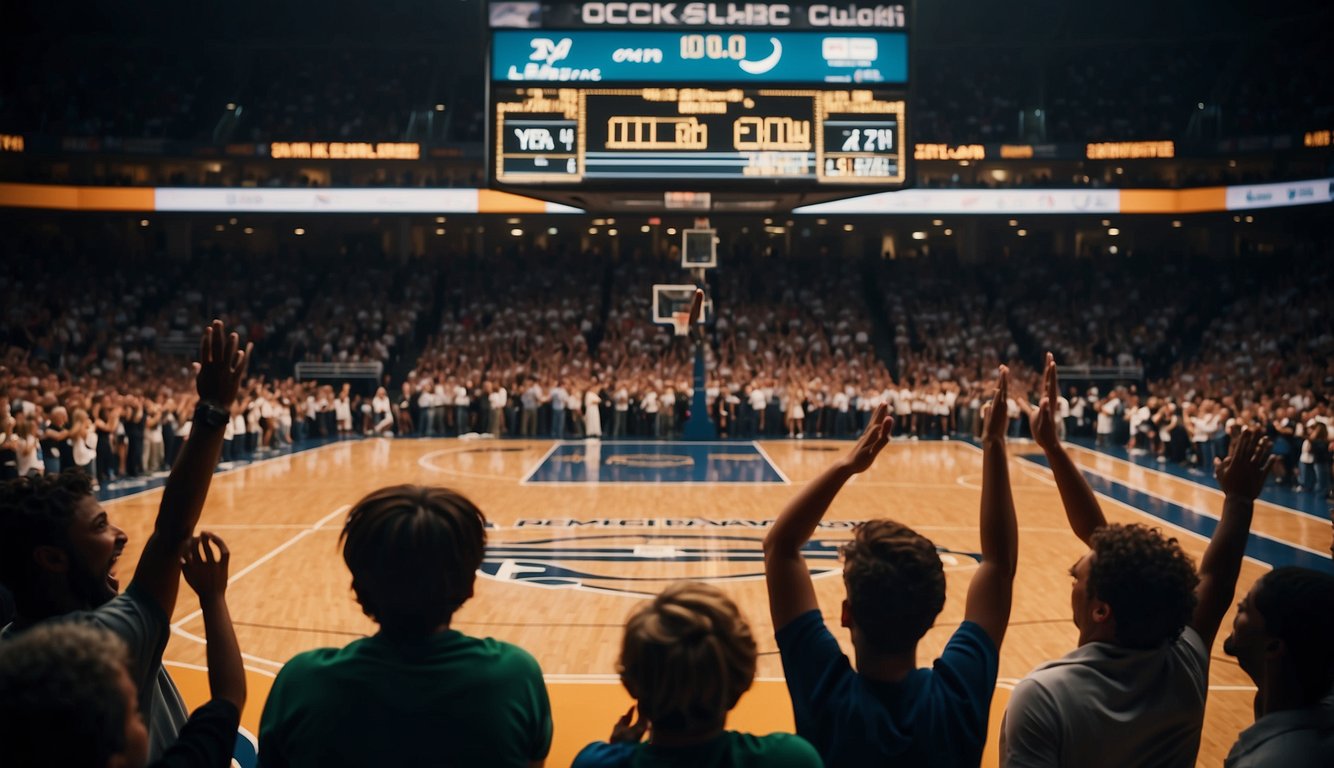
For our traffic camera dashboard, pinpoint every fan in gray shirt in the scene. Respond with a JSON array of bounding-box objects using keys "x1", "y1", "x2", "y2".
[{"x1": 1003, "y1": 356, "x2": 1276, "y2": 768}]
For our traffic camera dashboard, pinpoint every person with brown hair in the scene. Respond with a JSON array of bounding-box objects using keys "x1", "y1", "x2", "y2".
[
  {"x1": 258, "y1": 484, "x2": 552, "y2": 768},
  {"x1": 573, "y1": 581, "x2": 820, "y2": 767},
  {"x1": 763, "y1": 366, "x2": 1019, "y2": 767},
  {"x1": 1002, "y1": 354, "x2": 1276, "y2": 767}
]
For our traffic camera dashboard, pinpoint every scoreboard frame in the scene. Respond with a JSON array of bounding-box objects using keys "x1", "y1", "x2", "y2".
[{"x1": 485, "y1": 1, "x2": 913, "y2": 192}]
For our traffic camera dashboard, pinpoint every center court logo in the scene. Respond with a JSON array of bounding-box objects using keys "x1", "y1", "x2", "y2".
[{"x1": 480, "y1": 518, "x2": 981, "y2": 597}]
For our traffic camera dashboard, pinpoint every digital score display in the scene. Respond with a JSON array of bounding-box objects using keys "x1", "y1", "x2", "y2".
[{"x1": 494, "y1": 87, "x2": 904, "y2": 185}]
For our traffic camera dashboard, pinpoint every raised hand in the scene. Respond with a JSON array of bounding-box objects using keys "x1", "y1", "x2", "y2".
[
  {"x1": 181, "y1": 532, "x2": 231, "y2": 602},
  {"x1": 1214, "y1": 428, "x2": 1275, "y2": 501},
  {"x1": 980, "y1": 365, "x2": 1010, "y2": 446},
  {"x1": 609, "y1": 705, "x2": 648, "y2": 744},
  {"x1": 1016, "y1": 353, "x2": 1060, "y2": 450},
  {"x1": 194, "y1": 319, "x2": 252, "y2": 406},
  {"x1": 842, "y1": 402, "x2": 893, "y2": 474}
]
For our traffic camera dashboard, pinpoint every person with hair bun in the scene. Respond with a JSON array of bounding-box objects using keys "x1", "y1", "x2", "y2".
[{"x1": 573, "y1": 581, "x2": 821, "y2": 768}]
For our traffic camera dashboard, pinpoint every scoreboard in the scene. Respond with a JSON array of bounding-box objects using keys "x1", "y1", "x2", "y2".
[
  {"x1": 487, "y1": 2, "x2": 910, "y2": 189},
  {"x1": 495, "y1": 87, "x2": 904, "y2": 184}
]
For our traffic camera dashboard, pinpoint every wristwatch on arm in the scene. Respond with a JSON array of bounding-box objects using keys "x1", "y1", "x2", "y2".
[{"x1": 193, "y1": 399, "x2": 230, "y2": 430}]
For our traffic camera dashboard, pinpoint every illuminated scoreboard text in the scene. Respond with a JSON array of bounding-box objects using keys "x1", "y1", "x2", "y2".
[{"x1": 494, "y1": 87, "x2": 904, "y2": 185}]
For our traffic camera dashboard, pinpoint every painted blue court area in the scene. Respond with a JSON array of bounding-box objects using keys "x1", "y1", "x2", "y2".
[{"x1": 524, "y1": 441, "x2": 786, "y2": 484}]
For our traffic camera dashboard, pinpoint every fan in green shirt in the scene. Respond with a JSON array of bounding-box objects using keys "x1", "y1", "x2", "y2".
[
  {"x1": 572, "y1": 582, "x2": 820, "y2": 768},
  {"x1": 258, "y1": 485, "x2": 552, "y2": 768}
]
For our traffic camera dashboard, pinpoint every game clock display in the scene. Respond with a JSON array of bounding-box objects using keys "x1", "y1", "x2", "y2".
[{"x1": 493, "y1": 86, "x2": 905, "y2": 185}]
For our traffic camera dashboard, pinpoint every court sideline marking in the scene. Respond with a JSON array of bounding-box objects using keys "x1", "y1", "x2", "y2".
[{"x1": 169, "y1": 504, "x2": 353, "y2": 669}]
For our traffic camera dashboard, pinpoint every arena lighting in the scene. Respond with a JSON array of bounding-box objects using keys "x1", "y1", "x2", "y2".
[
  {"x1": 507, "y1": 217, "x2": 521, "y2": 224},
  {"x1": 763, "y1": 217, "x2": 773, "y2": 224},
  {"x1": 434, "y1": 104, "x2": 445, "y2": 111},
  {"x1": 817, "y1": 218, "x2": 827, "y2": 225},
  {"x1": 213, "y1": 224, "x2": 224, "y2": 232},
  {"x1": 226, "y1": 103, "x2": 236, "y2": 111},
  {"x1": 293, "y1": 228, "x2": 305, "y2": 236},
  {"x1": 435, "y1": 216, "x2": 446, "y2": 223},
  {"x1": 1108, "y1": 228, "x2": 1120, "y2": 236},
  {"x1": 593, "y1": 218, "x2": 606, "y2": 226},
  {"x1": 1109, "y1": 245, "x2": 1119, "y2": 254},
  {"x1": 139, "y1": 219, "x2": 149, "y2": 227},
  {"x1": 228, "y1": 217, "x2": 237, "y2": 225},
  {"x1": 589, "y1": 227, "x2": 599, "y2": 234},
  {"x1": 1008, "y1": 219, "x2": 1018, "y2": 226},
  {"x1": 640, "y1": 225, "x2": 651, "y2": 233},
  {"x1": 1171, "y1": 220, "x2": 1183, "y2": 228},
  {"x1": 243, "y1": 227, "x2": 255, "y2": 235},
  {"x1": 548, "y1": 227, "x2": 558, "y2": 235},
  {"x1": 608, "y1": 228, "x2": 619, "y2": 236},
  {"x1": 932, "y1": 219, "x2": 943, "y2": 226},
  {"x1": 843, "y1": 224, "x2": 854, "y2": 231},
  {"x1": 1017, "y1": 229, "x2": 1028, "y2": 237},
  {"x1": 667, "y1": 227, "x2": 677, "y2": 235},
  {"x1": 648, "y1": 217, "x2": 661, "y2": 225},
  {"x1": 606, "y1": 218, "x2": 615, "y2": 224},
  {"x1": 943, "y1": 228, "x2": 953, "y2": 236},
  {"x1": 510, "y1": 228, "x2": 523, "y2": 236},
  {"x1": 1244, "y1": 215, "x2": 1254, "y2": 223},
  {"x1": 435, "y1": 228, "x2": 446, "y2": 235},
  {"x1": 1101, "y1": 219, "x2": 1111, "y2": 226},
  {"x1": 911, "y1": 231, "x2": 927, "y2": 240}
]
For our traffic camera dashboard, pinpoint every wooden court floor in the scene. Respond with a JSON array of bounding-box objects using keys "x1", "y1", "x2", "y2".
[{"x1": 100, "y1": 437, "x2": 1333, "y2": 766}]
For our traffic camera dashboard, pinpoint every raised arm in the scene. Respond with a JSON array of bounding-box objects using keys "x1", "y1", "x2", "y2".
[
  {"x1": 131, "y1": 320, "x2": 250, "y2": 617},
  {"x1": 1191, "y1": 427, "x2": 1273, "y2": 647},
  {"x1": 964, "y1": 366, "x2": 1019, "y2": 648},
  {"x1": 181, "y1": 532, "x2": 245, "y2": 711},
  {"x1": 764, "y1": 404, "x2": 893, "y2": 632},
  {"x1": 1019, "y1": 354, "x2": 1107, "y2": 544}
]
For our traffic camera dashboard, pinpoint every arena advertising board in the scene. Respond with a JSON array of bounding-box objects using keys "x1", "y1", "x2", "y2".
[
  {"x1": 489, "y1": 1, "x2": 908, "y2": 29},
  {"x1": 492, "y1": 30, "x2": 907, "y2": 84},
  {"x1": 1225, "y1": 178, "x2": 1334, "y2": 211},
  {"x1": 793, "y1": 187, "x2": 1122, "y2": 214}
]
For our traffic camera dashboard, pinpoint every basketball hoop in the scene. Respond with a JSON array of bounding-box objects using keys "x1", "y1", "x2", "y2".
[{"x1": 670, "y1": 311, "x2": 692, "y2": 337}]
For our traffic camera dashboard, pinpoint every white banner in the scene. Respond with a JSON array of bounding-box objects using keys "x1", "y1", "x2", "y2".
[
  {"x1": 794, "y1": 188, "x2": 1121, "y2": 215},
  {"x1": 1225, "y1": 178, "x2": 1334, "y2": 211},
  {"x1": 152, "y1": 188, "x2": 582, "y2": 214}
]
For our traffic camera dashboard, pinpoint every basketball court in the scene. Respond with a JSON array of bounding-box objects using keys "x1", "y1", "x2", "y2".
[{"x1": 97, "y1": 436, "x2": 1333, "y2": 766}]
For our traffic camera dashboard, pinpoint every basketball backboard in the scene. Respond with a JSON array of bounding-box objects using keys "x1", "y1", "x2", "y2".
[
  {"x1": 681, "y1": 229, "x2": 717, "y2": 269},
  {"x1": 651, "y1": 284, "x2": 712, "y2": 325}
]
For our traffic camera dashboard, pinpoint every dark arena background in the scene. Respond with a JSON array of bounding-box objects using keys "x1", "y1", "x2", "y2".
[{"x1": 1, "y1": 0, "x2": 1332, "y2": 766}]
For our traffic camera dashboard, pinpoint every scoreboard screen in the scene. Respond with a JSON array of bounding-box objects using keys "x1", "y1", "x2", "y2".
[
  {"x1": 487, "y1": 1, "x2": 910, "y2": 190},
  {"x1": 495, "y1": 87, "x2": 904, "y2": 184}
]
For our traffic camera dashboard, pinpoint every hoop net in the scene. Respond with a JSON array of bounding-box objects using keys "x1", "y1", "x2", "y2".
[{"x1": 670, "y1": 311, "x2": 692, "y2": 337}]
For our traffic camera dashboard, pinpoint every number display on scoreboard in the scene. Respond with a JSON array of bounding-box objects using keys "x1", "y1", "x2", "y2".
[{"x1": 494, "y1": 87, "x2": 904, "y2": 185}]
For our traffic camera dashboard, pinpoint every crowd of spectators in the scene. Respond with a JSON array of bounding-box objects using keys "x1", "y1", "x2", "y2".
[{"x1": 2, "y1": 241, "x2": 1332, "y2": 498}]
